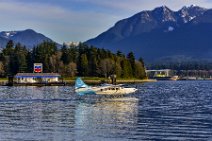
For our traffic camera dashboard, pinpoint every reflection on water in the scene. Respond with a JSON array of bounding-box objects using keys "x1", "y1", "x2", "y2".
[
  {"x1": 0, "y1": 81, "x2": 211, "y2": 140},
  {"x1": 0, "y1": 86, "x2": 75, "y2": 141},
  {"x1": 74, "y1": 98, "x2": 139, "y2": 140}
]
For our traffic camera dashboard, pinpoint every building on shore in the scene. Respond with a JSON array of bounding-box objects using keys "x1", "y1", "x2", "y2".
[
  {"x1": 15, "y1": 73, "x2": 61, "y2": 83},
  {"x1": 146, "y1": 69, "x2": 178, "y2": 80}
]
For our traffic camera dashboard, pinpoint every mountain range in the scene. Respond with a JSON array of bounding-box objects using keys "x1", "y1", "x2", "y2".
[
  {"x1": 86, "y1": 5, "x2": 212, "y2": 63},
  {"x1": 0, "y1": 29, "x2": 54, "y2": 49}
]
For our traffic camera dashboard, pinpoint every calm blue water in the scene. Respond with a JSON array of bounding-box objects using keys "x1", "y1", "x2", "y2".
[{"x1": 0, "y1": 81, "x2": 211, "y2": 141}]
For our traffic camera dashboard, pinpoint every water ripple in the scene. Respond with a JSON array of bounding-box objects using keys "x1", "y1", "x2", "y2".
[{"x1": 0, "y1": 81, "x2": 211, "y2": 140}]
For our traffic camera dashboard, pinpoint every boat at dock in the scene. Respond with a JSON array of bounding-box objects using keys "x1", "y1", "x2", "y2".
[
  {"x1": 75, "y1": 77, "x2": 137, "y2": 96},
  {"x1": 146, "y1": 69, "x2": 179, "y2": 81},
  {"x1": 153, "y1": 75, "x2": 179, "y2": 81}
]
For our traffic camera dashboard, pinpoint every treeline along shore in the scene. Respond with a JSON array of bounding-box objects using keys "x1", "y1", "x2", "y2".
[{"x1": 0, "y1": 40, "x2": 147, "y2": 82}]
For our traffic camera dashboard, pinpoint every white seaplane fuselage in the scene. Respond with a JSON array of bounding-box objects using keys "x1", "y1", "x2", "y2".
[
  {"x1": 77, "y1": 85, "x2": 137, "y2": 95},
  {"x1": 75, "y1": 78, "x2": 137, "y2": 96}
]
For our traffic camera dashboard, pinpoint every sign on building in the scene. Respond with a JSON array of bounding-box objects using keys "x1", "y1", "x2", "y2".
[{"x1": 34, "y1": 63, "x2": 43, "y2": 73}]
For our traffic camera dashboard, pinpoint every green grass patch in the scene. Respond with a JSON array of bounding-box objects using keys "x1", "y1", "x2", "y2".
[
  {"x1": 62, "y1": 77, "x2": 106, "y2": 81},
  {"x1": 0, "y1": 78, "x2": 7, "y2": 81},
  {"x1": 62, "y1": 76, "x2": 146, "y2": 81}
]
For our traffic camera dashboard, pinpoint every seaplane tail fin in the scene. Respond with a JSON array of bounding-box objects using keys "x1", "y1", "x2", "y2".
[
  {"x1": 75, "y1": 77, "x2": 89, "y2": 89},
  {"x1": 75, "y1": 77, "x2": 96, "y2": 96}
]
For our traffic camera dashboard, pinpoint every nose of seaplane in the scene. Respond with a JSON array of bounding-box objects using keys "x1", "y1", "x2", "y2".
[
  {"x1": 128, "y1": 88, "x2": 137, "y2": 93},
  {"x1": 133, "y1": 88, "x2": 138, "y2": 92}
]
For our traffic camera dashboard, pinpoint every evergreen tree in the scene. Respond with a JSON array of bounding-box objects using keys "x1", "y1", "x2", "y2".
[
  {"x1": 135, "y1": 61, "x2": 147, "y2": 79},
  {"x1": 0, "y1": 41, "x2": 147, "y2": 78},
  {"x1": 2, "y1": 40, "x2": 15, "y2": 75},
  {"x1": 3, "y1": 40, "x2": 14, "y2": 56},
  {"x1": 26, "y1": 51, "x2": 33, "y2": 73},
  {"x1": 69, "y1": 47, "x2": 78, "y2": 63},
  {"x1": 138, "y1": 57, "x2": 147, "y2": 79},
  {"x1": 0, "y1": 61, "x2": 5, "y2": 76},
  {"x1": 114, "y1": 57, "x2": 122, "y2": 78},
  {"x1": 116, "y1": 50, "x2": 125, "y2": 57},
  {"x1": 88, "y1": 47, "x2": 98, "y2": 76},
  {"x1": 121, "y1": 59, "x2": 133, "y2": 78},
  {"x1": 78, "y1": 54, "x2": 88, "y2": 76},
  {"x1": 14, "y1": 43, "x2": 28, "y2": 73},
  {"x1": 32, "y1": 41, "x2": 57, "y2": 72},
  {"x1": 127, "y1": 52, "x2": 136, "y2": 76},
  {"x1": 61, "y1": 44, "x2": 70, "y2": 65}
]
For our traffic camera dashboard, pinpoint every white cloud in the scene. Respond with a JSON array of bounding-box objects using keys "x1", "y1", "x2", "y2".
[
  {"x1": 77, "y1": 0, "x2": 212, "y2": 11},
  {"x1": 0, "y1": 0, "x2": 117, "y2": 43},
  {"x1": 1, "y1": 0, "x2": 212, "y2": 43}
]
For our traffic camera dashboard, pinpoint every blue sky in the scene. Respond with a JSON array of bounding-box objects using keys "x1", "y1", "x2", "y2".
[{"x1": 1, "y1": 0, "x2": 212, "y2": 43}]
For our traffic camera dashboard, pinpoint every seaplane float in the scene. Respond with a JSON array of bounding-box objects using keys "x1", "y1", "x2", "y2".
[{"x1": 75, "y1": 77, "x2": 138, "y2": 96}]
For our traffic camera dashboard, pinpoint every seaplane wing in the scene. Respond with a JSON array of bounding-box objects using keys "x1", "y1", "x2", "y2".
[{"x1": 75, "y1": 77, "x2": 137, "y2": 96}]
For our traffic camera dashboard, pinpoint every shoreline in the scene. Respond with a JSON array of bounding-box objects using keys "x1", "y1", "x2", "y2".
[
  {"x1": 65, "y1": 79, "x2": 157, "y2": 85},
  {"x1": 0, "y1": 78, "x2": 157, "y2": 86}
]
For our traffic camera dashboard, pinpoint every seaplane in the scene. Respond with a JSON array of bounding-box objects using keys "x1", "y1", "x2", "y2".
[{"x1": 75, "y1": 77, "x2": 137, "y2": 96}]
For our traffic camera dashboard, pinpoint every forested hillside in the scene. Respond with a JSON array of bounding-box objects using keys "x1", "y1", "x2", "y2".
[{"x1": 0, "y1": 40, "x2": 146, "y2": 79}]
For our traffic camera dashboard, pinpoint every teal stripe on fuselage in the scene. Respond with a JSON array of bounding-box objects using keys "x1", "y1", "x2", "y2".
[{"x1": 77, "y1": 90, "x2": 96, "y2": 96}]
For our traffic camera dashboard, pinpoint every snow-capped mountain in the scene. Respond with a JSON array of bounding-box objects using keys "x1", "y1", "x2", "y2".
[
  {"x1": 0, "y1": 31, "x2": 17, "y2": 39},
  {"x1": 86, "y1": 5, "x2": 212, "y2": 63},
  {"x1": 0, "y1": 29, "x2": 57, "y2": 48},
  {"x1": 177, "y1": 5, "x2": 206, "y2": 23}
]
